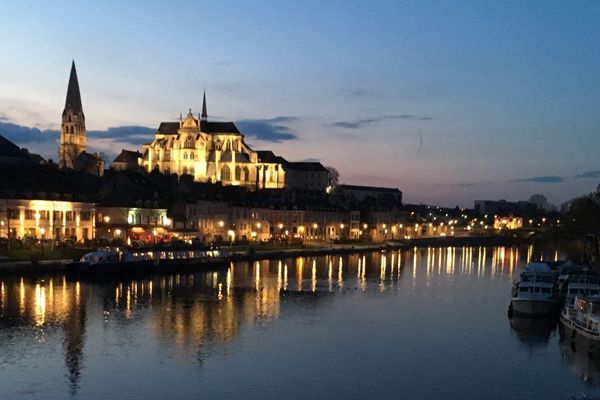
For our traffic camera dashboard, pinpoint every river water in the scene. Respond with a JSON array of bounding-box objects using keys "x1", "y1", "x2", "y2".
[{"x1": 0, "y1": 246, "x2": 598, "y2": 399}]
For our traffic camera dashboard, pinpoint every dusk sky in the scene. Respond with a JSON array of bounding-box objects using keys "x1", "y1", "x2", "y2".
[{"x1": 1, "y1": 1, "x2": 599, "y2": 207}]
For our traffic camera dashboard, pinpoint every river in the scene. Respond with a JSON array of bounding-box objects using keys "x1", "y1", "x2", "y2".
[{"x1": 0, "y1": 246, "x2": 598, "y2": 399}]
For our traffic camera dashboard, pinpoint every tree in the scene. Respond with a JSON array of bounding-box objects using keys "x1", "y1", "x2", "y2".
[{"x1": 326, "y1": 166, "x2": 339, "y2": 188}]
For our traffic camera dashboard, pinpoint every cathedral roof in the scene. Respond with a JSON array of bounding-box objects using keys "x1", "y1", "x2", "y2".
[
  {"x1": 63, "y1": 60, "x2": 84, "y2": 116},
  {"x1": 157, "y1": 122, "x2": 180, "y2": 134},
  {"x1": 200, "y1": 120, "x2": 240, "y2": 134}
]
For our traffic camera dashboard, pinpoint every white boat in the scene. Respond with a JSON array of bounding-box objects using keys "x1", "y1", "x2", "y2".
[
  {"x1": 560, "y1": 295, "x2": 600, "y2": 353},
  {"x1": 79, "y1": 247, "x2": 138, "y2": 265},
  {"x1": 563, "y1": 274, "x2": 600, "y2": 307},
  {"x1": 511, "y1": 262, "x2": 559, "y2": 316}
]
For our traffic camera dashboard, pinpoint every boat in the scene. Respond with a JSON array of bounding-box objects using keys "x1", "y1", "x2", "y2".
[
  {"x1": 68, "y1": 245, "x2": 230, "y2": 276},
  {"x1": 563, "y1": 273, "x2": 600, "y2": 307},
  {"x1": 560, "y1": 295, "x2": 600, "y2": 354},
  {"x1": 510, "y1": 262, "x2": 560, "y2": 317}
]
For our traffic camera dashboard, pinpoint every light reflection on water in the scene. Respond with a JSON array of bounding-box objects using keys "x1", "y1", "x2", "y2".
[{"x1": 0, "y1": 246, "x2": 597, "y2": 400}]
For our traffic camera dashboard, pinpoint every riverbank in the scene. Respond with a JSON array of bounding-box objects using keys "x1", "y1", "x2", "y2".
[{"x1": 0, "y1": 235, "x2": 524, "y2": 276}]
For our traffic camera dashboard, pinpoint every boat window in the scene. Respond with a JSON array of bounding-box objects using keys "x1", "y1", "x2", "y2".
[
  {"x1": 541, "y1": 288, "x2": 551, "y2": 293},
  {"x1": 519, "y1": 287, "x2": 529, "y2": 292}
]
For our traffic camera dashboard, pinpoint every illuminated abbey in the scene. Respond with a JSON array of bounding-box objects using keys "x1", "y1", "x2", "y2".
[{"x1": 140, "y1": 94, "x2": 286, "y2": 189}]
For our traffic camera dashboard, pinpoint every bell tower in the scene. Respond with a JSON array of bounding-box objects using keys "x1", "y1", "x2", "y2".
[{"x1": 60, "y1": 60, "x2": 86, "y2": 169}]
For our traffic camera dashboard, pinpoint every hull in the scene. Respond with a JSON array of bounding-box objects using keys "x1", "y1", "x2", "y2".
[
  {"x1": 67, "y1": 256, "x2": 230, "y2": 278},
  {"x1": 560, "y1": 315, "x2": 600, "y2": 354},
  {"x1": 511, "y1": 298, "x2": 559, "y2": 316}
]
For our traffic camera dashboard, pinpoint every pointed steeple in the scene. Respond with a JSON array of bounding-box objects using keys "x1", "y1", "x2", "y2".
[
  {"x1": 63, "y1": 60, "x2": 84, "y2": 116},
  {"x1": 201, "y1": 91, "x2": 207, "y2": 121}
]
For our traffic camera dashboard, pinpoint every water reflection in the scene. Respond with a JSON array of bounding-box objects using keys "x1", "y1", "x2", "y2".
[{"x1": 0, "y1": 246, "x2": 586, "y2": 399}]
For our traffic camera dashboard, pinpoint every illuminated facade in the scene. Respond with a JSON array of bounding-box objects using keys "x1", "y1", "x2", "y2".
[
  {"x1": 96, "y1": 206, "x2": 171, "y2": 243},
  {"x1": 0, "y1": 199, "x2": 95, "y2": 241},
  {"x1": 140, "y1": 94, "x2": 285, "y2": 189},
  {"x1": 494, "y1": 216, "x2": 523, "y2": 230}
]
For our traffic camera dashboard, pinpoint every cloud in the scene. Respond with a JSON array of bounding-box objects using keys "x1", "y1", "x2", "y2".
[
  {"x1": 0, "y1": 121, "x2": 59, "y2": 144},
  {"x1": 332, "y1": 114, "x2": 433, "y2": 129},
  {"x1": 511, "y1": 176, "x2": 564, "y2": 183},
  {"x1": 573, "y1": 170, "x2": 600, "y2": 179},
  {"x1": 236, "y1": 116, "x2": 298, "y2": 142},
  {"x1": 0, "y1": 121, "x2": 154, "y2": 161},
  {"x1": 88, "y1": 126, "x2": 155, "y2": 146}
]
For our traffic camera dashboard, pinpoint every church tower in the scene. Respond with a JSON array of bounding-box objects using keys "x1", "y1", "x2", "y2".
[{"x1": 60, "y1": 61, "x2": 86, "y2": 169}]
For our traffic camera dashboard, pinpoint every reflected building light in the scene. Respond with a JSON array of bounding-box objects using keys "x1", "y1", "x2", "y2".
[
  {"x1": 328, "y1": 259, "x2": 333, "y2": 291},
  {"x1": 225, "y1": 268, "x2": 231, "y2": 296},
  {"x1": 554, "y1": 250, "x2": 559, "y2": 262},
  {"x1": 19, "y1": 278, "x2": 25, "y2": 316},
  {"x1": 126, "y1": 287, "x2": 131, "y2": 316},
  {"x1": 412, "y1": 250, "x2": 417, "y2": 285},
  {"x1": 284, "y1": 263, "x2": 288, "y2": 291},
  {"x1": 218, "y1": 283, "x2": 223, "y2": 301},
  {"x1": 380, "y1": 254, "x2": 387, "y2": 282},
  {"x1": 297, "y1": 258, "x2": 304, "y2": 291},
  {"x1": 255, "y1": 261, "x2": 261, "y2": 292},
  {"x1": 277, "y1": 261, "x2": 282, "y2": 291},
  {"x1": 115, "y1": 286, "x2": 120, "y2": 307},
  {"x1": 338, "y1": 257, "x2": 344, "y2": 290},
  {"x1": 527, "y1": 245, "x2": 533, "y2": 264},
  {"x1": 34, "y1": 283, "x2": 46, "y2": 326},
  {"x1": 480, "y1": 248, "x2": 487, "y2": 277},
  {"x1": 312, "y1": 260, "x2": 317, "y2": 292},
  {"x1": 75, "y1": 281, "x2": 80, "y2": 307},
  {"x1": 0, "y1": 281, "x2": 4, "y2": 312}
]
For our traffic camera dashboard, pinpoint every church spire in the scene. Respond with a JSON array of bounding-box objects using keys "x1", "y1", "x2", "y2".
[
  {"x1": 201, "y1": 91, "x2": 207, "y2": 121},
  {"x1": 63, "y1": 60, "x2": 84, "y2": 117}
]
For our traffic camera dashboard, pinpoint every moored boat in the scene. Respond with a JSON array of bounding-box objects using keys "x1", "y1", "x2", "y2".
[
  {"x1": 560, "y1": 295, "x2": 600, "y2": 354},
  {"x1": 511, "y1": 262, "x2": 560, "y2": 317},
  {"x1": 68, "y1": 245, "x2": 230, "y2": 276}
]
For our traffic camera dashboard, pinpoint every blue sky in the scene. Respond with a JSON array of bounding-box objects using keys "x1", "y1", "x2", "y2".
[{"x1": 1, "y1": 1, "x2": 599, "y2": 207}]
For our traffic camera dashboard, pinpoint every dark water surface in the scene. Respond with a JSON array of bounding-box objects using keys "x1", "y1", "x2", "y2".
[{"x1": 1, "y1": 246, "x2": 599, "y2": 400}]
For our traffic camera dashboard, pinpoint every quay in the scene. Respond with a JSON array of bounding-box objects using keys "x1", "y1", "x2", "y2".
[{"x1": 0, "y1": 235, "x2": 521, "y2": 277}]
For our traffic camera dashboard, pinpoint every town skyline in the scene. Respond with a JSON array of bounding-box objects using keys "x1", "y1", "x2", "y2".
[{"x1": 1, "y1": 1, "x2": 599, "y2": 207}]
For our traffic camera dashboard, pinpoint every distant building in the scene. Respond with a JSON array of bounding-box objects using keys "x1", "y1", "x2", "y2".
[
  {"x1": 474, "y1": 200, "x2": 538, "y2": 217},
  {"x1": 335, "y1": 184, "x2": 403, "y2": 205},
  {"x1": 111, "y1": 150, "x2": 142, "y2": 172},
  {"x1": 0, "y1": 134, "x2": 32, "y2": 164},
  {"x1": 59, "y1": 61, "x2": 104, "y2": 176},
  {"x1": 140, "y1": 93, "x2": 285, "y2": 189},
  {"x1": 493, "y1": 216, "x2": 523, "y2": 230},
  {"x1": 283, "y1": 161, "x2": 329, "y2": 193}
]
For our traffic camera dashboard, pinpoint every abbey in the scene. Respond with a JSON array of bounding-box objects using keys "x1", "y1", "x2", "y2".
[{"x1": 140, "y1": 93, "x2": 286, "y2": 189}]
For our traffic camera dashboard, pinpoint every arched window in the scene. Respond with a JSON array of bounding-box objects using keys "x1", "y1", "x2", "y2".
[
  {"x1": 270, "y1": 167, "x2": 276, "y2": 182},
  {"x1": 189, "y1": 167, "x2": 194, "y2": 176},
  {"x1": 184, "y1": 136, "x2": 195, "y2": 149},
  {"x1": 221, "y1": 165, "x2": 231, "y2": 181},
  {"x1": 183, "y1": 152, "x2": 188, "y2": 160},
  {"x1": 235, "y1": 166, "x2": 242, "y2": 181},
  {"x1": 190, "y1": 152, "x2": 195, "y2": 160},
  {"x1": 69, "y1": 126, "x2": 74, "y2": 134},
  {"x1": 182, "y1": 167, "x2": 188, "y2": 175}
]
